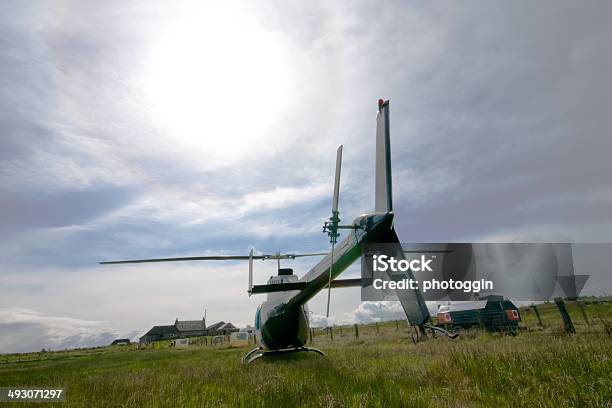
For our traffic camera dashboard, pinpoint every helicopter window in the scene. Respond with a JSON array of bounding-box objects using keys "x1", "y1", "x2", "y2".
[{"x1": 254, "y1": 306, "x2": 261, "y2": 330}]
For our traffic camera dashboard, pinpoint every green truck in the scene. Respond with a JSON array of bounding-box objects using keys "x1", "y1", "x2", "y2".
[{"x1": 436, "y1": 295, "x2": 521, "y2": 333}]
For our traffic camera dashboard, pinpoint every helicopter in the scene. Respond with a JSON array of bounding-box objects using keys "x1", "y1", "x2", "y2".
[{"x1": 101, "y1": 99, "x2": 454, "y2": 363}]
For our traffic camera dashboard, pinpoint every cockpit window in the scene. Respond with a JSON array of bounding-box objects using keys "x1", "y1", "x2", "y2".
[{"x1": 254, "y1": 306, "x2": 261, "y2": 330}]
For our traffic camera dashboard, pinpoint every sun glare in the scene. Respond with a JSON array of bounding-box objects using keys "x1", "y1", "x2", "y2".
[{"x1": 143, "y1": 4, "x2": 290, "y2": 167}]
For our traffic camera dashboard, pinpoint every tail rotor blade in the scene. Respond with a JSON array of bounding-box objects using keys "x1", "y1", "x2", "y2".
[
  {"x1": 326, "y1": 145, "x2": 343, "y2": 320},
  {"x1": 332, "y1": 145, "x2": 343, "y2": 213},
  {"x1": 326, "y1": 242, "x2": 335, "y2": 318},
  {"x1": 248, "y1": 249, "x2": 254, "y2": 297}
]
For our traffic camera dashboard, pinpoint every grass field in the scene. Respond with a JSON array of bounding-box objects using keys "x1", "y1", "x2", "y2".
[{"x1": 1, "y1": 301, "x2": 611, "y2": 407}]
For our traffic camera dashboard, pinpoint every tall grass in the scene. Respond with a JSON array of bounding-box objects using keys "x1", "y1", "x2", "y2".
[{"x1": 1, "y1": 302, "x2": 611, "y2": 407}]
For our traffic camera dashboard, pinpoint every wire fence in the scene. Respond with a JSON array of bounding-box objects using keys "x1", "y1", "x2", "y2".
[
  {"x1": 308, "y1": 298, "x2": 612, "y2": 344},
  {"x1": 2, "y1": 299, "x2": 610, "y2": 365},
  {"x1": 519, "y1": 298, "x2": 611, "y2": 334}
]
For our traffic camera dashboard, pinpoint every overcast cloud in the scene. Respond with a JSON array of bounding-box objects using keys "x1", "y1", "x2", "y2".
[{"x1": 1, "y1": 1, "x2": 611, "y2": 353}]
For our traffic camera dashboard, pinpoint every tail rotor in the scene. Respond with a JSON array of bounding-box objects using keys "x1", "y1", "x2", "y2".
[{"x1": 323, "y1": 145, "x2": 343, "y2": 318}]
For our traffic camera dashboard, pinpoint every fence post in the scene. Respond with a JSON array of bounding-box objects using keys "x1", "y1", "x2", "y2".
[
  {"x1": 354, "y1": 324, "x2": 359, "y2": 339},
  {"x1": 531, "y1": 305, "x2": 544, "y2": 327},
  {"x1": 555, "y1": 298, "x2": 576, "y2": 333},
  {"x1": 395, "y1": 320, "x2": 399, "y2": 331},
  {"x1": 330, "y1": 326, "x2": 334, "y2": 341},
  {"x1": 339, "y1": 325, "x2": 342, "y2": 336},
  {"x1": 576, "y1": 301, "x2": 590, "y2": 326},
  {"x1": 375, "y1": 322, "x2": 379, "y2": 334}
]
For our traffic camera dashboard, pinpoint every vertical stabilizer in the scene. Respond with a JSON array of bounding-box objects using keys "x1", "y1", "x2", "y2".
[{"x1": 375, "y1": 99, "x2": 393, "y2": 213}]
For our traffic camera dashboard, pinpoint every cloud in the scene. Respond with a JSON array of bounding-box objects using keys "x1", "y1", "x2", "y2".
[
  {"x1": 0, "y1": 309, "x2": 139, "y2": 353},
  {"x1": 309, "y1": 301, "x2": 418, "y2": 327},
  {"x1": 1, "y1": 0, "x2": 612, "y2": 352},
  {"x1": 342, "y1": 302, "x2": 408, "y2": 325},
  {"x1": 308, "y1": 313, "x2": 331, "y2": 328}
]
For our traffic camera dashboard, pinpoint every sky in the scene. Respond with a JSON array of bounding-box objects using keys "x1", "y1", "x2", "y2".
[{"x1": 1, "y1": 1, "x2": 611, "y2": 353}]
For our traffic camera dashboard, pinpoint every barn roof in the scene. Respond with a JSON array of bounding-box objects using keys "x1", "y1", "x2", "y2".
[
  {"x1": 142, "y1": 325, "x2": 177, "y2": 336},
  {"x1": 218, "y1": 322, "x2": 236, "y2": 330},
  {"x1": 206, "y1": 321, "x2": 226, "y2": 331},
  {"x1": 175, "y1": 320, "x2": 206, "y2": 332}
]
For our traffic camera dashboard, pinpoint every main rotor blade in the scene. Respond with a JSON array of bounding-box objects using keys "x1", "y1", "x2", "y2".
[
  {"x1": 100, "y1": 255, "x2": 261, "y2": 264},
  {"x1": 100, "y1": 252, "x2": 328, "y2": 265},
  {"x1": 290, "y1": 253, "x2": 328, "y2": 258}
]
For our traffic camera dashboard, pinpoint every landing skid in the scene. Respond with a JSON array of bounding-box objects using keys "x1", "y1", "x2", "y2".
[
  {"x1": 423, "y1": 324, "x2": 459, "y2": 339},
  {"x1": 242, "y1": 347, "x2": 263, "y2": 364},
  {"x1": 401, "y1": 324, "x2": 459, "y2": 344},
  {"x1": 243, "y1": 346, "x2": 326, "y2": 364}
]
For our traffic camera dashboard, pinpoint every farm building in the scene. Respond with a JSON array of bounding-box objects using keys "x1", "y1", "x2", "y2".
[
  {"x1": 174, "y1": 317, "x2": 207, "y2": 337},
  {"x1": 110, "y1": 338, "x2": 131, "y2": 346},
  {"x1": 139, "y1": 317, "x2": 238, "y2": 343},
  {"x1": 206, "y1": 321, "x2": 238, "y2": 336}
]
